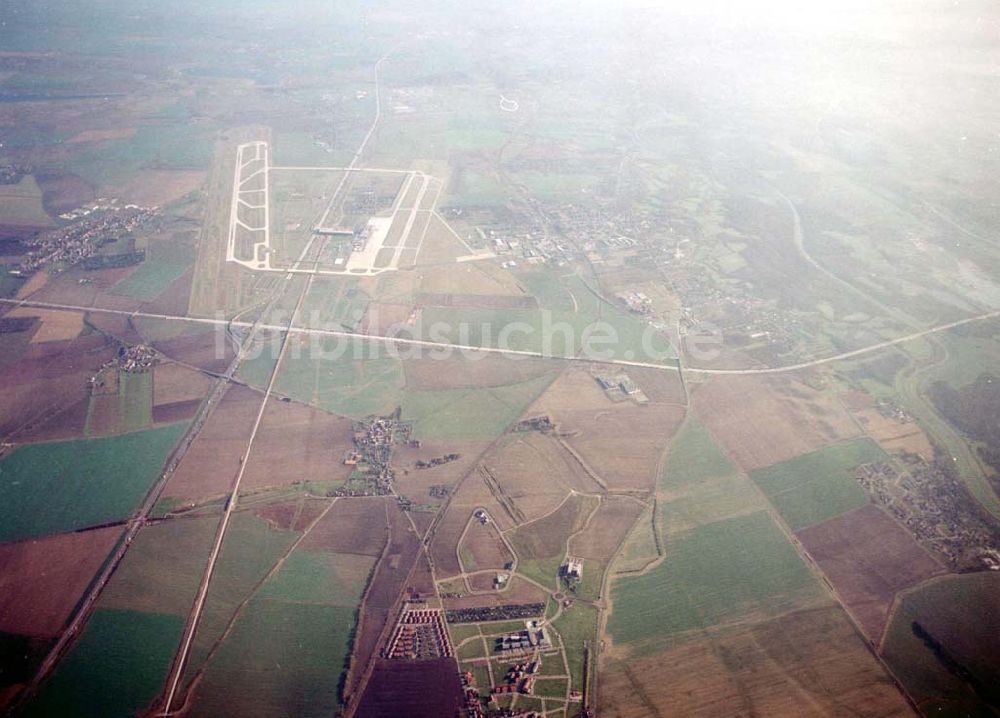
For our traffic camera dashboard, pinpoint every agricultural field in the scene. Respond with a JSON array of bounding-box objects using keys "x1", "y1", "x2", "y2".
[
  {"x1": 748, "y1": 438, "x2": 885, "y2": 531},
  {"x1": 0, "y1": 176, "x2": 55, "y2": 228},
  {"x1": 4, "y1": 307, "x2": 83, "y2": 344},
  {"x1": 0, "y1": 527, "x2": 122, "y2": 637},
  {"x1": 551, "y1": 603, "x2": 599, "y2": 698},
  {"x1": 401, "y1": 370, "x2": 556, "y2": 442},
  {"x1": 187, "y1": 513, "x2": 376, "y2": 718},
  {"x1": 508, "y1": 494, "x2": 600, "y2": 589},
  {"x1": 607, "y1": 511, "x2": 825, "y2": 653},
  {"x1": 99, "y1": 515, "x2": 221, "y2": 617},
  {"x1": 0, "y1": 423, "x2": 187, "y2": 542},
  {"x1": 19, "y1": 608, "x2": 184, "y2": 718},
  {"x1": 458, "y1": 519, "x2": 515, "y2": 574},
  {"x1": 525, "y1": 366, "x2": 685, "y2": 491},
  {"x1": 269, "y1": 342, "x2": 405, "y2": 420},
  {"x1": 600, "y1": 605, "x2": 913, "y2": 718},
  {"x1": 881, "y1": 573, "x2": 1000, "y2": 716},
  {"x1": 2, "y1": 1, "x2": 999, "y2": 716},
  {"x1": 694, "y1": 374, "x2": 861, "y2": 472},
  {"x1": 176, "y1": 511, "x2": 304, "y2": 687},
  {"x1": 109, "y1": 260, "x2": 191, "y2": 302},
  {"x1": 797, "y1": 504, "x2": 945, "y2": 641},
  {"x1": 84, "y1": 369, "x2": 153, "y2": 435}
]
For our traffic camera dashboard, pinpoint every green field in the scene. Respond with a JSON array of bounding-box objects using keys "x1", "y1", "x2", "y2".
[
  {"x1": 660, "y1": 472, "x2": 767, "y2": 537},
  {"x1": 402, "y1": 371, "x2": 555, "y2": 441},
  {"x1": 189, "y1": 600, "x2": 357, "y2": 718},
  {"x1": 533, "y1": 677, "x2": 568, "y2": 699},
  {"x1": 513, "y1": 269, "x2": 578, "y2": 312},
  {"x1": 0, "y1": 175, "x2": 54, "y2": 226},
  {"x1": 447, "y1": 623, "x2": 482, "y2": 646},
  {"x1": 659, "y1": 418, "x2": 737, "y2": 489},
  {"x1": 509, "y1": 494, "x2": 597, "y2": 590},
  {"x1": 655, "y1": 418, "x2": 763, "y2": 535},
  {"x1": 187, "y1": 512, "x2": 374, "y2": 716},
  {"x1": 607, "y1": 511, "x2": 824, "y2": 652},
  {"x1": 121, "y1": 371, "x2": 154, "y2": 429},
  {"x1": 234, "y1": 331, "x2": 283, "y2": 390},
  {"x1": 273, "y1": 347, "x2": 405, "y2": 419},
  {"x1": 0, "y1": 422, "x2": 187, "y2": 542},
  {"x1": 256, "y1": 551, "x2": 374, "y2": 607},
  {"x1": 613, "y1": 502, "x2": 661, "y2": 573},
  {"x1": 72, "y1": 123, "x2": 213, "y2": 187},
  {"x1": 456, "y1": 637, "x2": 487, "y2": 661},
  {"x1": 881, "y1": 573, "x2": 1000, "y2": 715},
  {"x1": 21, "y1": 609, "x2": 183, "y2": 718},
  {"x1": 100, "y1": 514, "x2": 220, "y2": 616},
  {"x1": 748, "y1": 438, "x2": 883, "y2": 530},
  {"x1": 300, "y1": 277, "x2": 371, "y2": 332},
  {"x1": 85, "y1": 370, "x2": 154, "y2": 435},
  {"x1": 551, "y1": 603, "x2": 598, "y2": 695},
  {"x1": 925, "y1": 322, "x2": 1000, "y2": 390},
  {"x1": 181, "y1": 512, "x2": 302, "y2": 683},
  {"x1": 111, "y1": 261, "x2": 191, "y2": 301}
]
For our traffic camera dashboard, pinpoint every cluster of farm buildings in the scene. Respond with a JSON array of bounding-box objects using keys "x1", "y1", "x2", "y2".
[{"x1": 340, "y1": 414, "x2": 413, "y2": 496}]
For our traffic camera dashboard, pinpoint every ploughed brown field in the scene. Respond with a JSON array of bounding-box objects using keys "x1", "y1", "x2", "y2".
[
  {"x1": 360, "y1": 302, "x2": 414, "y2": 335},
  {"x1": 26, "y1": 266, "x2": 142, "y2": 312},
  {"x1": 353, "y1": 657, "x2": 465, "y2": 718},
  {"x1": 429, "y1": 508, "x2": 472, "y2": 579},
  {"x1": 160, "y1": 384, "x2": 260, "y2": 501},
  {"x1": 241, "y1": 399, "x2": 354, "y2": 490},
  {"x1": 457, "y1": 518, "x2": 514, "y2": 573},
  {"x1": 151, "y1": 329, "x2": 236, "y2": 374},
  {"x1": 0, "y1": 527, "x2": 122, "y2": 637},
  {"x1": 509, "y1": 493, "x2": 599, "y2": 563},
  {"x1": 300, "y1": 497, "x2": 389, "y2": 557},
  {"x1": 0, "y1": 334, "x2": 117, "y2": 438},
  {"x1": 568, "y1": 495, "x2": 646, "y2": 566},
  {"x1": 526, "y1": 366, "x2": 685, "y2": 491},
  {"x1": 482, "y1": 432, "x2": 596, "y2": 515},
  {"x1": 343, "y1": 502, "x2": 422, "y2": 703},
  {"x1": 694, "y1": 374, "x2": 860, "y2": 472},
  {"x1": 392, "y1": 438, "x2": 487, "y2": 508},
  {"x1": 853, "y1": 407, "x2": 935, "y2": 461},
  {"x1": 5, "y1": 307, "x2": 83, "y2": 344},
  {"x1": 254, "y1": 496, "x2": 330, "y2": 533},
  {"x1": 599, "y1": 605, "x2": 913, "y2": 718},
  {"x1": 108, "y1": 169, "x2": 206, "y2": 207},
  {"x1": 796, "y1": 503, "x2": 945, "y2": 641},
  {"x1": 153, "y1": 362, "x2": 215, "y2": 406}
]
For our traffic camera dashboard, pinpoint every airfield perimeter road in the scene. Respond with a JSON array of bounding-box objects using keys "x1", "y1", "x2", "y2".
[{"x1": 2, "y1": 296, "x2": 998, "y2": 377}]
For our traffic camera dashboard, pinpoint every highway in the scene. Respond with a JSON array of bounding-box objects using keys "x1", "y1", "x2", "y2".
[{"x1": 2, "y1": 296, "x2": 998, "y2": 377}]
